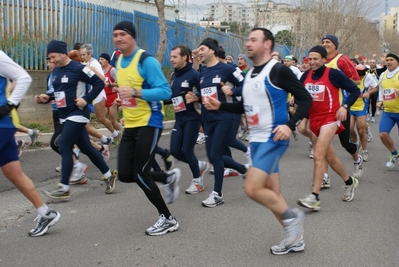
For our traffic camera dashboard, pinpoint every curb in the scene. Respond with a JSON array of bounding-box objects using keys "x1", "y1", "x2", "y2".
[{"x1": 15, "y1": 120, "x2": 175, "y2": 144}]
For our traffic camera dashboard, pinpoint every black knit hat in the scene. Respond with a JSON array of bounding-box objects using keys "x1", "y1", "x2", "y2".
[
  {"x1": 309, "y1": 45, "x2": 327, "y2": 59},
  {"x1": 386, "y1": 53, "x2": 399, "y2": 63},
  {"x1": 113, "y1": 21, "x2": 136, "y2": 39},
  {"x1": 99, "y1": 53, "x2": 111, "y2": 63},
  {"x1": 47, "y1": 40, "x2": 68, "y2": 55}
]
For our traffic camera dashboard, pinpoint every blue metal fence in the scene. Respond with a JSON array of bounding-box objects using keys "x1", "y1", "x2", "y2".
[{"x1": 0, "y1": 0, "x2": 306, "y2": 70}]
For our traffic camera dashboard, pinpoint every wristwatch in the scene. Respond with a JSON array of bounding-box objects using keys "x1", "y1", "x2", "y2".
[
  {"x1": 132, "y1": 89, "x2": 137, "y2": 98},
  {"x1": 341, "y1": 103, "x2": 349, "y2": 109}
]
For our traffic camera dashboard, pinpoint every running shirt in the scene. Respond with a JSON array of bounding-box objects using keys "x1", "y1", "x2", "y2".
[
  {"x1": 171, "y1": 62, "x2": 201, "y2": 121},
  {"x1": 242, "y1": 59, "x2": 311, "y2": 144},
  {"x1": 379, "y1": 67, "x2": 399, "y2": 113},
  {"x1": 0, "y1": 50, "x2": 32, "y2": 128},
  {"x1": 52, "y1": 60, "x2": 104, "y2": 123},
  {"x1": 200, "y1": 61, "x2": 243, "y2": 121},
  {"x1": 300, "y1": 66, "x2": 360, "y2": 111},
  {"x1": 351, "y1": 73, "x2": 378, "y2": 111},
  {"x1": 116, "y1": 47, "x2": 171, "y2": 129},
  {"x1": 303, "y1": 67, "x2": 340, "y2": 116},
  {"x1": 325, "y1": 53, "x2": 360, "y2": 103},
  {"x1": 103, "y1": 66, "x2": 117, "y2": 95}
]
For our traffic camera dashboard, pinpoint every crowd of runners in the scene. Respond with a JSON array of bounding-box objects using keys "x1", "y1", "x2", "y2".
[{"x1": 1, "y1": 21, "x2": 398, "y2": 256}]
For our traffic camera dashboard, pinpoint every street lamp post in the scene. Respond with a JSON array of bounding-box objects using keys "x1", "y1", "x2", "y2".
[{"x1": 145, "y1": 0, "x2": 150, "y2": 14}]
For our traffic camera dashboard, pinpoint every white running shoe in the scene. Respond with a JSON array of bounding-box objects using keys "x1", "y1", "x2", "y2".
[
  {"x1": 185, "y1": 180, "x2": 205, "y2": 194},
  {"x1": 202, "y1": 191, "x2": 224, "y2": 207},
  {"x1": 386, "y1": 153, "x2": 399, "y2": 168},
  {"x1": 320, "y1": 173, "x2": 330, "y2": 189},
  {"x1": 270, "y1": 208, "x2": 305, "y2": 255},
  {"x1": 162, "y1": 168, "x2": 181, "y2": 204},
  {"x1": 353, "y1": 155, "x2": 363, "y2": 178},
  {"x1": 102, "y1": 145, "x2": 110, "y2": 162},
  {"x1": 198, "y1": 161, "x2": 210, "y2": 180},
  {"x1": 70, "y1": 162, "x2": 88, "y2": 183},
  {"x1": 146, "y1": 214, "x2": 179, "y2": 236}
]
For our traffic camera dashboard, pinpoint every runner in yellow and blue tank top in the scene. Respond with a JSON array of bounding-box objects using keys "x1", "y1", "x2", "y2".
[
  {"x1": 0, "y1": 50, "x2": 61, "y2": 237},
  {"x1": 349, "y1": 64, "x2": 378, "y2": 162},
  {"x1": 113, "y1": 21, "x2": 180, "y2": 236},
  {"x1": 377, "y1": 53, "x2": 399, "y2": 168}
]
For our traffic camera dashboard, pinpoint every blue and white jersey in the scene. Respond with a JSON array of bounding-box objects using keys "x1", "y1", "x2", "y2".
[{"x1": 242, "y1": 59, "x2": 289, "y2": 145}]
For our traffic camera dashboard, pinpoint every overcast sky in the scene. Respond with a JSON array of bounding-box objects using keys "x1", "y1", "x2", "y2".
[{"x1": 177, "y1": 0, "x2": 399, "y2": 22}]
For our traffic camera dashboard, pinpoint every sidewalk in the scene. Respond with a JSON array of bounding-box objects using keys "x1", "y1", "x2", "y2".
[{"x1": 15, "y1": 120, "x2": 175, "y2": 144}]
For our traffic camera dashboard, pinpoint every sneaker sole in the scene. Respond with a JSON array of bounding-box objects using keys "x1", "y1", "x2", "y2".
[
  {"x1": 70, "y1": 175, "x2": 88, "y2": 185},
  {"x1": 224, "y1": 173, "x2": 239, "y2": 178},
  {"x1": 202, "y1": 200, "x2": 224, "y2": 208},
  {"x1": 43, "y1": 192, "x2": 70, "y2": 201},
  {"x1": 320, "y1": 184, "x2": 330, "y2": 189},
  {"x1": 146, "y1": 223, "x2": 179, "y2": 236},
  {"x1": 270, "y1": 242, "x2": 305, "y2": 255},
  {"x1": 43, "y1": 191, "x2": 70, "y2": 201},
  {"x1": 185, "y1": 186, "x2": 205, "y2": 195},
  {"x1": 28, "y1": 212, "x2": 61, "y2": 237},
  {"x1": 297, "y1": 200, "x2": 320, "y2": 211}
]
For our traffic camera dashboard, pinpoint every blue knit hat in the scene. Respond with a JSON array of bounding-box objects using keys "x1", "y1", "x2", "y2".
[
  {"x1": 322, "y1": 34, "x2": 339, "y2": 49},
  {"x1": 47, "y1": 40, "x2": 68, "y2": 55}
]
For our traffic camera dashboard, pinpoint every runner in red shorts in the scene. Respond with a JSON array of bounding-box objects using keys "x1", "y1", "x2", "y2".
[
  {"x1": 297, "y1": 46, "x2": 361, "y2": 211},
  {"x1": 99, "y1": 53, "x2": 122, "y2": 143}
]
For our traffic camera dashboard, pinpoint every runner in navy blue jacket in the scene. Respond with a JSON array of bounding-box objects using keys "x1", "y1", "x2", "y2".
[
  {"x1": 187, "y1": 38, "x2": 248, "y2": 208},
  {"x1": 169, "y1": 45, "x2": 209, "y2": 195},
  {"x1": 43, "y1": 40, "x2": 117, "y2": 201}
]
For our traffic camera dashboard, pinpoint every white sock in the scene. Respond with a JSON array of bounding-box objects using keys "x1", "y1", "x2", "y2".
[
  {"x1": 101, "y1": 135, "x2": 108, "y2": 143},
  {"x1": 28, "y1": 129, "x2": 33, "y2": 135},
  {"x1": 111, "y1": 130, "x2": 118, "y2": 137},
  {"x1": 61, "y1": 184, "x2": 70, "y2": 192},
  {"x1": 193, "y1": 178, "x2": 201, "y2": 183},
  {"x1": 103, "y1": 170, "x2": 111, "y2": 179},
  {"x1": 74, "y1": 161, "x2": 82, "y2": 167},
  {"x1": 37, "y1": 204, "x2": 51, "y2": 217}
]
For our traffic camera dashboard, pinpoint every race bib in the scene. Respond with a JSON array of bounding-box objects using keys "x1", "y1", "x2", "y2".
[
  {"x1": 305, "y1": 83, "x2": 325, "y2": 102},
  {"x1": 121, "y1": 97, "x2": 138, "y2": 108},
  {"x1": 244, "y1": 104, "x2": 259, "y2": 126},
  {"x1": 172, "y1": 96, "x2": 186, "y2": 112},
  {"x1": 201, "y1": 86, "x2": 218, "y2": 102},
  {"x1": 383, "y1": 88, "x2": 397, "y2": 101},
  {"x1": 54, "y1": 91, "x2": 67, "y2": 108}
]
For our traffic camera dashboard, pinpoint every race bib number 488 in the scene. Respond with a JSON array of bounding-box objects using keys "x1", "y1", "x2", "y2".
[{"x1": 305, "y1": 83, "x2": 325, "y2": 102}]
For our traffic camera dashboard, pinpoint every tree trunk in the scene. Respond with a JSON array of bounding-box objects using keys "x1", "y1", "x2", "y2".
[{"x1": 154, "y1": 0, "x2": 167, "y2": 64}]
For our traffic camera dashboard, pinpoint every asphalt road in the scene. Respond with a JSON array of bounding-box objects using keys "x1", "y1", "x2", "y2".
[{"x1": 0, "y1": 115, "x2": 398, "y2": 267}]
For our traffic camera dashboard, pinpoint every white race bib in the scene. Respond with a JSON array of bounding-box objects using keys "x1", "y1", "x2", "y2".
[
  {"x1": 201, "y1": 86, "x2": 218, "y2": 103},
  {"x1": 305, "y1": 83, "x2": 325, "y2": 102},
  {"x1": 383, "y1": 88, "x2": 397, "y2": 101},
  {"x1": 54, "y1": 91, "x2": 67, "y2": 108},
  {"x1": 172, "y1": 96, "x2": 186, "y2": 112}
]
